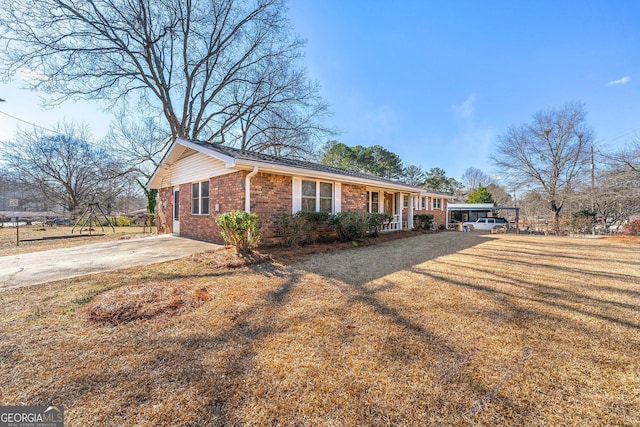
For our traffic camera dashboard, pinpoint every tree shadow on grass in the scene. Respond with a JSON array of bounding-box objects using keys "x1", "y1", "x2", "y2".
[
  {"x1": 410, "y1": 262, "x2": 640, "y2": 332},
  {"x1": 292, "y1": 232, "x2": 487, "y2": 287},
  {"x1": 27, "y1": 233, "x2": 639, "y2": 425}
]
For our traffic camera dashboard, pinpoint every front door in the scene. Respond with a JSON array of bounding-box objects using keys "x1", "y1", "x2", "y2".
[{"x1": 173, "y1": 187, "x2": 180, "y2": 233}]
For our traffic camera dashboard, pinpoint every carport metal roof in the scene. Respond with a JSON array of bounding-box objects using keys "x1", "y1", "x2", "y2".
[{"x1": 447, "y1": 203, "x2": 520, "y2": 211}]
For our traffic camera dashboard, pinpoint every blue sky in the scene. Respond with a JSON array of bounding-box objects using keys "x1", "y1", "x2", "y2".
[
  {"x1": 1, "y1": 1, "x2": 639, "y2": 180},
  {"x1": 288, "y1": 0, "x2": 640, "y2": 178}
]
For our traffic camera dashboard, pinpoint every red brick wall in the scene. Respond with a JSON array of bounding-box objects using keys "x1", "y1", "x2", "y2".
[
  {"x1": 185, "y1": 172, "x2": 245, "y2": 243},
  {"x1": 156, "y1": 171, "x2": 293, "y2": 245},
  {"x1": 342, "y1": 184, "x2": 367, "y2": 212},
  {"x1": 250, "y1": 172, "x2": 292, "y2": 244},
  {"x1": 414, "y1": 197, "x2": 448, "y2": 228},
  {"x1": 156, "y1": 172, "x2": 245, "y2": 244}
]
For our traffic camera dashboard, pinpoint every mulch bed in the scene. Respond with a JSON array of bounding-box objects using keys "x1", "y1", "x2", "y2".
[{"x1": 260, "y1": 229, "x2": 431, "y2": 265}]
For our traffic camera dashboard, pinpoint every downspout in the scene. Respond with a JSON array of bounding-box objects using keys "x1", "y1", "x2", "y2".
[
  {"x1": 408, "y1": 194, "x2": 414, "y2": 229},
  {"x1": 245, "y1": 166, "x2": 259, "y2": 213}
]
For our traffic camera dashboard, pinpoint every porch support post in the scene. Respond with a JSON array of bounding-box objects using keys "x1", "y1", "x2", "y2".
[
  {"x1": 408, "y1": 194, "x2": 414, "y2": 229},
  {"x1": 445, "y1": 201, "x2": 449, "y2": 229},
  {"x1": 397, "y1": 193, "x2": 403, "y2": 230}
]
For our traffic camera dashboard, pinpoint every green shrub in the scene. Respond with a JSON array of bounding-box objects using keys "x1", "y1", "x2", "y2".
[
  {"x1": 413, "y1": 214, "x2": 434, "y2": 231},
  {"x1": 367, "y1": 212, "x2": 393, "y2": 236},
  {"x1": 297, "y1": 211, "x2": 330, "y2": 243},
  {"x1": 328, "y1": 212, "x2": 369, "y2": 242},
  {"x1": 215, "y1": 211, "x2": 262, "y2": 253},
  {"x1": 276, "y1": 211, "x2": 332, "y2": 247},
  {"x1": 114, "y1": 216, "x2": 132, "y2": 227},
  {"x1": 95, "y1": 217, "x2": 119, "y2": 227},
  {"x1": 276, "y1": 213, "x2": 310, "y2": 248}
]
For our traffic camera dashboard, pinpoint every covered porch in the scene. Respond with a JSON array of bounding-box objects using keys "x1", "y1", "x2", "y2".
[{"x1": 364, "y1": 189, "x2": 417, "y2": 231}]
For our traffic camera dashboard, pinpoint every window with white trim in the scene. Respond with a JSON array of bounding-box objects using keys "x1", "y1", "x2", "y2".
[
  {"x1": 421, "y1": 197, "x2": 427, "y2": 210},
  {"x1": 301, "y1": 180, "x2": 333, "y2": 212},
  {"x1": 191, "y1": 181, "x2": 210, "y2": 215},
  {"x1": 432, "y1": 197, "x2": 442, "y2": 210},
  {"x1": 366, "y1": 191, "x2": 380, "y2": 213}
]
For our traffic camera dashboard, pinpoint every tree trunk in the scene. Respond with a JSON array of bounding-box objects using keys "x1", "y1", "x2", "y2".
[{"x1": 550, "y1": 200, "x2": 563, "y2": 235}]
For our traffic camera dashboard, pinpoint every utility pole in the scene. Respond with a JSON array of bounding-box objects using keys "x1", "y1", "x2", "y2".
[{"x1": 591, "y1": 144, "x2": 595, "y2": 212}]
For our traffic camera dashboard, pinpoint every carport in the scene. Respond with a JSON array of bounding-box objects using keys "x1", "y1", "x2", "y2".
[{"x1": 447, "y1": 203, "x2": 520, "y2": 230}]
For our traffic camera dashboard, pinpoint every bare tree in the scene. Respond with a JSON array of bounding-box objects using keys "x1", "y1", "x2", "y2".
[
  {"x1": 492, "y1": 102, "x2": 592, "y2": 234},
  {"x1": 586, "y1": 139, "x2": 640, "y2": 227},
  {"x1": 608, "y1": 139, "x2": 640, "y2": 174},
  {"x1": 596, "y1": 171, "x2": 637, "y2": 228},
  {"x1": 104, "y1": 111, "x2": 171, "y2": 180},
  {"x1": 230, "y1": 55, "x2": 335, "y2": 155},
  {"x1": 486, "y1": 183, "x2": 513, "y2": 206},
  {"x1": 460, "y1": 167, "x2": 492, "y2": 191},
  {"x1": 0, "y1": 0, "x2": 331, "y2": 157},
  {"x1": 519, "y1": 190, "x2": 551, "y2": 231},
  {"x1": 3, "y1": 123, "x2": 130, "y2": 213}
]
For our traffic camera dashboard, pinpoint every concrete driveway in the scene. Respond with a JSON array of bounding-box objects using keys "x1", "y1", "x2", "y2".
[{"x1": 0, "y1": 234, "x2": 219, "y2": 291}]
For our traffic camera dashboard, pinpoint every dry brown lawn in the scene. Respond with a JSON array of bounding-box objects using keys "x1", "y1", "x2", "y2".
[
  {"x1": 0, "y1": 225, "x2": 155, "y2": 256},
  {"x1": 1, "y1": 232, "x2": 639, "y2": 426}
]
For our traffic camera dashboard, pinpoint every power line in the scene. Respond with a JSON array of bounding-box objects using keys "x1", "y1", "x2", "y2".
[
  {"x1": 596, "y1": 126, "x2": 640, "y2": 148},
  {"x1": 0, "y1": 109, "x2": 60, "y2": 135}
]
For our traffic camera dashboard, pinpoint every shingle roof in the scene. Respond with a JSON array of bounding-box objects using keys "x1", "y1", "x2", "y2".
[{"x1": 188, "y1": 139, "x2": 438, "y2": 192}]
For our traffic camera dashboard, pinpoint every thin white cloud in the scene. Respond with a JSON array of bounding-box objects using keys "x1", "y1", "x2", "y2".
[
  {"x1": 452, "y1": 93, "x2": 477, "y2": 119},
  {"x1": 18, "y1": 67, "x2": 50, "y2": 82},
  {"x1": 608, "y1": 76, "x2": 630, "y2": 85}
]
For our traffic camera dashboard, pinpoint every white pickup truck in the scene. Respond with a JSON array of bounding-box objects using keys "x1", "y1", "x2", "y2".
[{"x1": 462, "y1": 217, "x2": 509, "y2": 231}]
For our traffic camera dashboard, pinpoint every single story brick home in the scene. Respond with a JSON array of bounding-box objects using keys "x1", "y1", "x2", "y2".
[{"x1": 148, "y1": 137, "x2": 453, "y2": 244}]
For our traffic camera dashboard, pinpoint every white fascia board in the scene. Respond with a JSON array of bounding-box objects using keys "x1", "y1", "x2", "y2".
[
  {"x1": 420, "y1": 191, "x2": 456, "y2": 199},
  {"x1": 175, "y1": 137, "x2": 237, "y2": 167},
  {"x1": 233, "y1": 159, "x2": 423, "y2": 194},
  {"x1": 148, "y1": 138, "x2": 240, "y2": 188},
  {"x1": 147, "y1": 140, "x2": 183, "y2": 188}
]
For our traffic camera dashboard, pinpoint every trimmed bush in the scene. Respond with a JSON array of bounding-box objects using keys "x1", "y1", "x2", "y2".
[
  {"x1": 328, "y1": 212, "x2": 369, "y2": 242},
  {"x1": 367, "y1": 212, "x2": 393, "y2": 236},
  {"x1": 276, "y1": 211, "x2": 332, "y2": 247},
  {"x1": 215, "y1": 211, "x2": 262, "y2": 253},
  {"x1": 413, "y1": 214, "x2": 434, "y2": 231},
  {"x1": 297, "y1": 211, "x2": 330, "y2": 243},
  {"x1": 276, "y1": 213, "x2": 310, "y2": 248}
]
